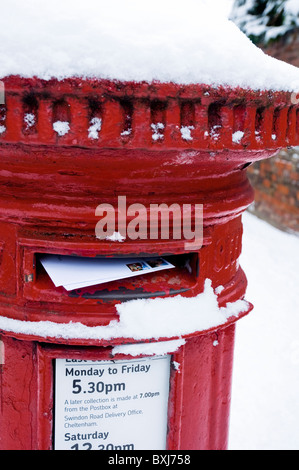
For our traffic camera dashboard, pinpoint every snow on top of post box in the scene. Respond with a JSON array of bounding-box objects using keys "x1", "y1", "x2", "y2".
[{"x1": 0, "y1": 0, "x2": 299, "y2": 92}]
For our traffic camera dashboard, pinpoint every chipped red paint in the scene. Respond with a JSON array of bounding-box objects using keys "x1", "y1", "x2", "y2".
[{"x1": 0, "y1": 76, "x2": 297, "y2": 450}]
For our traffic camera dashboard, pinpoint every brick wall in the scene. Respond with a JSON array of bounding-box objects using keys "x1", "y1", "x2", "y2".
[
  {"x1": 247, "y1": 28, "x2": 299, "y2": 233},
  {"x1": 247, "y1": 148, "x2": 299, "y2": 232},
  {"x1": 259, "y1": 28, "x2": 299, "y2": 68}
]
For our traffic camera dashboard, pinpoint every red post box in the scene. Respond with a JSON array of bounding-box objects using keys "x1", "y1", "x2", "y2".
[{"x1": 0, "y1": 76, "x2": 297, "y2": 450}]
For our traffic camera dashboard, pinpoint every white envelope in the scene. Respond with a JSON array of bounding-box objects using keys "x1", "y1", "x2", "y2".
[{"x1": 39, "y1": 255, "x2": 175, "y2": 291}]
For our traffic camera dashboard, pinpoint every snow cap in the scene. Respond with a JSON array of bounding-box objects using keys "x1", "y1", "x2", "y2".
[{"x1": 0, "y1": 0, "x2": 299, "y2": 92}]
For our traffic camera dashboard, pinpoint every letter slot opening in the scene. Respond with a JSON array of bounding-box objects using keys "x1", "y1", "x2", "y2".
[{"x1": 27, "y1": 251, "x2": 199, "y2": 302}]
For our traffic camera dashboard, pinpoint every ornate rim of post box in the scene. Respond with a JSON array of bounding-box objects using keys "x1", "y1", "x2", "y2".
[
  {"x1": 0, "y1": 75, "x2": 298, "y2": 151},
  {"x1": 0, "y1": 75, "x2": 297, "y2": 346}
]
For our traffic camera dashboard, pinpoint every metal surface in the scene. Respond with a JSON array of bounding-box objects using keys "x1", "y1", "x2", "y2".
[{"x1": 0, "y1": 76, "x2": 297, "y2": 449}]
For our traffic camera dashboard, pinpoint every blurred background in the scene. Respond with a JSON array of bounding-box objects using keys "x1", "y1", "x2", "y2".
[
  {"x1": 230, "y1": 0, "x2": 299, "y2": 233},
  {"x1": 223, "y1": 1, "x2": 299, "y2": 450}
]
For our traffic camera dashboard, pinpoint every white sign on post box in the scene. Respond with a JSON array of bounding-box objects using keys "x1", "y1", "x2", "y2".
[{"x1": 54, "y1": 355, "x2": 171, "y2": 450}]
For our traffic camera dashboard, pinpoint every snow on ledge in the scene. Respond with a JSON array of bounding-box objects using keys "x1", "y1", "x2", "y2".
[
  {"x1": 0, "y1": 279, "x2": 249, "y2": 342},
  {"x1": 0, "y1": 0, "x2": 299, "y2": 92},
  {"x1": 53, "y1": 121, "x2": 70, "y2": 136},
  {"x1": 105, "y1": 231, "x2": 126, "y2": 242}
]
